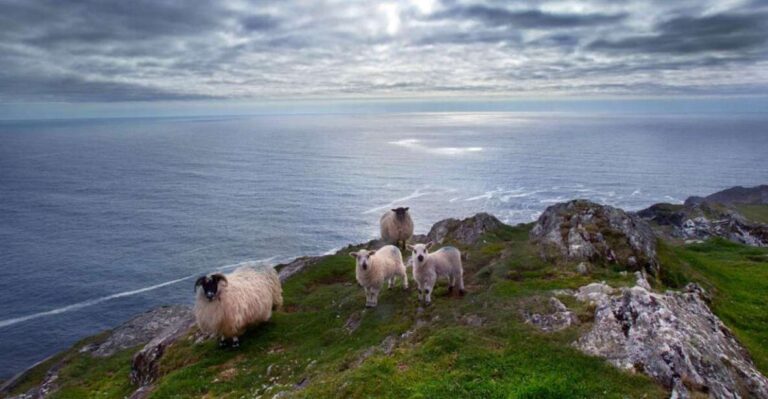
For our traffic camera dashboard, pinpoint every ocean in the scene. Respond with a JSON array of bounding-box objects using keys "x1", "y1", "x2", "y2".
[{"x1": 1, "y1": 112, "x2": 767, "y2": 379}]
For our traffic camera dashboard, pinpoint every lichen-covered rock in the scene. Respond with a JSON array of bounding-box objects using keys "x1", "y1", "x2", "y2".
[
  {"x1": 86, "y1": 305, "x2": 193, "y2": 358},
  {"x1": 574, "y1": 282, "x2": 616, "y2": 305},
  {"x1": 574, "y1": 282, "x2": 768, "y2": 398},
  {"x1": 523, "y1": 297, "x2": 578, "y2": 332},
  {"x1": 426, "y1": 213, "x2": 504, "y2": 246},
  {"x1": 531, "y1": 200, "x2": 659, "y2": 274}
]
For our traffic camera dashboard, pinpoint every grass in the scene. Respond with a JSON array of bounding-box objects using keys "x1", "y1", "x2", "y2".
[
  {"x1": 734, "y1": 204, "x2": 768, "y2": 224},
  {"x1": 658, "y1": 238, "x2": 768, "y2": 374},
  {"x1": 17, "y1": 222, "x2": 748, "y2": 398}
]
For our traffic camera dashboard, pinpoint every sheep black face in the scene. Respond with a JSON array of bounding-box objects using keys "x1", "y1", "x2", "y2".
[
  {"x1": 349, "y1": 250, "x2": 376, "y2": 271},
  {"x1": 195, "y1": 274, "x2": 227, "y2": 301},
  {"x1": 408, "y1": 242, "x2": 433, "y2": 264},
  {"x1": 392, "y1": 207, "x2": 409, "y2": 219}
]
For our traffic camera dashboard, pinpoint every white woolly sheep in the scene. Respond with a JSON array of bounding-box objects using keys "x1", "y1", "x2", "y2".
[
  {"x1": 349, "y1": 245, "x2": 408, "y2": 308},
  {"x1": 194, "y1": 265, "x2": 283, "y2": 347},
  {"x1": 380, "y1": 207, "x2": 414, "y2": 250},
  {"x1": 409, "y1": 242, "x2": 464, "y2": 305}
]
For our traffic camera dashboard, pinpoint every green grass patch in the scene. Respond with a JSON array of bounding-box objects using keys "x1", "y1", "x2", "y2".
[{"x1": 734, "y1": 204, "x2": 768, "y2": 224}]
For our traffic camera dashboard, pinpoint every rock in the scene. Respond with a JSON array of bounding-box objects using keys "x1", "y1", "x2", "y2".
[
  {"x1": 129, "y1": 308, "x2": 196, "y2": 386},
  {"x1": 277, "y1": 255, "x2": 325, "y2": 282},
  {"x1": 460, "y1": 314, "x2": 485, "y2": 327},
  {"x1": 523, "y1": 297, "x2": 578, "y2": 332},
  {"x1": 425, "y1": 213, "x2": 505, "y2": 246},
  {"x1": 634, "y1": 271, "x2": 651, "y2": 291},
  {"x1": 574, "y1": 282, "x2": 616, "y2": 306},
  {"x1": 575, "y1": 281, "x2": 768, "y2": 398},
  {"x1": 88, "y1": 305, "x2": 193, "y2": 358},
  {"x1": 637, "y1": 198, "x2": 768, "y2": 247},
  {"x1": 576, "y1": 262, "x2": 590, "y2": 275},
  {"x1": 343, "y1": 312, "x2": 362, "y2": 334},
  {"x1": 531, "y1": 200, "x2": 659, "y2": 274}
]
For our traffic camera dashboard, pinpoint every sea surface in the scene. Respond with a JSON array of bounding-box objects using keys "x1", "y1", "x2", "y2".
[{"x1": 1, "y1": 112, "x2": 767, "y2": 379}]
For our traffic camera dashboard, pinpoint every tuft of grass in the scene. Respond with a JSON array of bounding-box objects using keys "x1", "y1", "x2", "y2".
[{"x1": 658, "y1": 238, "x2": 768, "y2": 374}]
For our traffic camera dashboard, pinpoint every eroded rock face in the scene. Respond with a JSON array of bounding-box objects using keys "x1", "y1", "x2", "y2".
[
  {"x1": 531, "y1": 200, "x2": 659, "y2": 274},
  {"x1": 575, "y1": 282, "x2": 768, "y2": 399},
  {"x1": 426, "y1": 212, "x2": 505, "y2": 246},
  {"x1": 130, "y1": 309, "x2": 196, "y2": 386}
]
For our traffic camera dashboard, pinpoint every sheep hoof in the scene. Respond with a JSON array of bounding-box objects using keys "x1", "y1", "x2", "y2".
[
  {"x1": 218, "y1": 339, "x2": 227, "y2": 348},
  {"x1": 459, "y1": 289, "x2": 466, "y2": 296},
  {"x1": 448, "y1": 286, "x2": 453, "y2": 294}
]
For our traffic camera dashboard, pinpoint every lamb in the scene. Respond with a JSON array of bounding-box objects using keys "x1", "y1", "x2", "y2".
[
  {"x1": 194, "y1": 265, "x2": 283, "y2": 347},
  {"x1": 409, "y1": 242, "x2": 464, "y2": 305},
  {"x1": 380, "y1": 207, "x2": 414, "y2": 251},
  {"x1": 349, "y1": 245, "x2": 408, "y2": 308}
]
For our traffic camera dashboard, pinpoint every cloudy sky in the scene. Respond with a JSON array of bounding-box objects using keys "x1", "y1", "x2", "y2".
[{"x1": 1, "y1": 0, "x2": 767, "y2": 111}]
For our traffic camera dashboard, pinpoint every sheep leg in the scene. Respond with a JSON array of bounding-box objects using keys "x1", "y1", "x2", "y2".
[
  {"x1": 218, "y1": 337, "x2": 228, "y2": 348},
  {"x1": 416, "y1": 281, "x2": 423, "y2": 302},
  {"x1": 388, "y1": 277, "x2": 393, "y2": 289},
  {"x1": 364, "y1": 287, "x2": 372, "y2": 307},
  {"x1": 369, "y1": 287, "x2": 380, "y2": 307},
  {"x1": 458, "y1": 273, "x2": 466, "y2": 296},
  {"x1": 232, "y1": 336, "x2": 240, "y2": 348},
  {"x1": 424, "y1": 287, "x2": 432, "y2": 306},
  {"x1": 448, "y1": 275, "x2": 455, "y2": 295},
  {"x1": 401, "y1": 271, "x2": 409, "y2": 290}
]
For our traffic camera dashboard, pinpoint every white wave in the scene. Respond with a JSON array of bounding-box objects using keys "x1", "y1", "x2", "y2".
[
  {"x1": 464, "y1": 192, "x2": 494, "y2": 202},
  {"x1": 448, "y1": 197, "x2": 460, "y2": 203},
  {"x1": 322, "y1": 247, "x2": 340, "y2": 256},
  {"x1": 389, "y1": 139, "x2": 482, "y2": 156},
  {"x1": 0, "y1": 256, "x2": 277, "y2": 330},
  {"x1": 631, "y1": 190, "x2": 642, "y2": 196},
  {"x1": 362, "y1": 188, "x2": 430, "y2": 214}
]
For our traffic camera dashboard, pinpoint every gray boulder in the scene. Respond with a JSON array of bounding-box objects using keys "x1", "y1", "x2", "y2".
[
  {"x1": 130, "y1": 309, "x2": 196, "y2": 386},
  {"x1": 425, "y1": 213, "x2": 505, "y2": 246},
  {"x1": 575, "y1": 282, "x2": 768, "y2": 398},
  {"x1": 531, "y1": 200, "x2": 659, "y2": 275}
]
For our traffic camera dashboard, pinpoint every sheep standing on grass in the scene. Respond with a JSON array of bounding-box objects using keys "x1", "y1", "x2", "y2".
[
  {"x1": 409, "y1": 242, "x2": 465, "y2": 305},
  {"x1": 194, "y1": 266, "x2": 283, "y2": 348},
  {"x1": 350, "y1": 245, "x2": 408, "y2": 308},
  {"x1": 381, "y1": 207, "x2": 414, "y2": 251}
]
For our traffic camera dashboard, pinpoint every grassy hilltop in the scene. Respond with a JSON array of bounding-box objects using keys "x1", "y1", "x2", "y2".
[{"x1": 3, "y1": 203, "x2": 768, "y2": 399}]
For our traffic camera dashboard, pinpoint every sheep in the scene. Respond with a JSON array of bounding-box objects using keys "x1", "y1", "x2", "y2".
[
  {"x1": 409, "y1": 242, "x2": 464, "y2": 305},
  {"x1": 349, "y1": 245, "x2": 408, "y2": 308},
  {"x1": 194, "y1": 265, "x2": 283, "y2": 348},
  {"x1": 380, "y1": 207, "x2": 414, "y2": 251}
]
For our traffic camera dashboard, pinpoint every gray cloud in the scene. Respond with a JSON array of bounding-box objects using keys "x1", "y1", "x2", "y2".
[
  {"x1": 432, "y1": 5, "x2": 626, "y2": 28},
  {"x1": 590, "y1": 12, "x2": 768, "y2": 54},
  {"x1": 0, "y1": 0, "x2": 766, "y2": 102}
]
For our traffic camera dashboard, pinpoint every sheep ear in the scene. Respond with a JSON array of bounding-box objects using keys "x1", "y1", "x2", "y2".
[
  {"x1": 368, "y1": 250, "x2": 376, "y2": 257},
  {"x1": 406, "y1": 244, "x2": 414, "y2": 250},
  {"x1": 425, "y1": 241, "x2": 434, "y2": 249},
  {"x1": 391, "y1": 209, "x2": 398, "y2": 212},
  {"x1": 194, "y1": 276, "x2": 205, "y2": 292},
  {"x1": 404, "y1": 207, "x2": 409, "y2": 212},
  {"x1": 349, "y1": 251, "x2": 358, "y2": 258}
]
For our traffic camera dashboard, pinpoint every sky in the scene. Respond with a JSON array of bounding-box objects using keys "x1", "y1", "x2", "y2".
[{"x1": 1, "y1": 0, "x2": 767, "y2": 118}]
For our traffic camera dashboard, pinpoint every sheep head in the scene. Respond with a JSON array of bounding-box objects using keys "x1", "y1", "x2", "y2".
[
  {"x1": 407, "y1": 242, "x2": 433, "y2": 264},
  {"x1": 349, "y1": 249, "x2": 376, "y2": 271},
  {"x1": 195, "y1": 273, "x2": 228, "y2": 301}
]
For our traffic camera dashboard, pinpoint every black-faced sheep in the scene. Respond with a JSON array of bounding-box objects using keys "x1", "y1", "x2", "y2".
[
  {"x1": 409, "y1": 242, "x2": 464, "y2": 305},
  {"x1": 380, "y1": 207, "x2": 414, "y2": 251},
  {"x1": 194, "y1": 266, "x2": 282, "y2": 347},
  {"x1": 349, "y1": 245, "x2": 408, "y2": 308}
]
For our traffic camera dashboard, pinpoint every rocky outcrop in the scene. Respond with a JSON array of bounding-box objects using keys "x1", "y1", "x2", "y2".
[
  {"x1": 277, "y1": 255, "x2": 326, "y2": 282},
  {"x1": 85, "y1": 305, "x2": 194, "y2": 358},
  {"x1": 424, "y1": 212, "x2": 505, "y2": 246},
  {"x1": 531, "y1": 200, "x2": 659, "y2": 274},
  {"x1": 574, "y1": 281, "x2": 768, "y2": 398},
  {"x1": 130, "y1": 309, "x2": 196, "y2": 386},
  {"x1": 637, "y1": 196, "x2": 767, "y2": 247}
]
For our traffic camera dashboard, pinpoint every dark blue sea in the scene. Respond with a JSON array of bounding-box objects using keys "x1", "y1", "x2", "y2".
[{"x1": 1, "y1": 112, "x2": 767, "y2": 379}]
